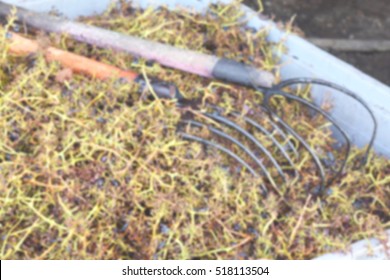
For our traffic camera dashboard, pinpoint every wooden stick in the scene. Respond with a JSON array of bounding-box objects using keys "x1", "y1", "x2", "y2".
[
  {"x1": 6, "y1": 32, "x2": 184, "y2": 101},
  {"x1": 7, "y1": 32, "x2": 139, "y2": 82}
]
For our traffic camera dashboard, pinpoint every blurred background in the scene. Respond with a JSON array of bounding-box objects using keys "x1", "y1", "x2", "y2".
[{"x1": 245, "y1": 0, "x2": 390, "y2": 85}]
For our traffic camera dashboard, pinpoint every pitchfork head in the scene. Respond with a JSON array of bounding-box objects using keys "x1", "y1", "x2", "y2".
[
  {"x1": 259, "y1": 78, "x2": 377, "y2": 191},
  {"x1": 145, "y1": 77, "x2": 377, "y2": 198}
]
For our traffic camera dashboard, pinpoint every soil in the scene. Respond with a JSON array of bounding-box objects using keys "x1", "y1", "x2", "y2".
[{"x1": 244, "y1": 0, "x2": 390, "y2": 86}]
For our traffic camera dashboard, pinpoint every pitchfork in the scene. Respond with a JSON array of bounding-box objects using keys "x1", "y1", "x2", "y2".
[{"x1": 0, "y1": 2, "x2": 378, "y2": 196}]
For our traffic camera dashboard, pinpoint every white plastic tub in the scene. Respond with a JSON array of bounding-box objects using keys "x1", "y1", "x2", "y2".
[
  {"x1": 3, "y1": 0, "x2": 390, "y2": 260},
  {"x1": 314, "y1": 230, "x2": 390, "y2": 260}
]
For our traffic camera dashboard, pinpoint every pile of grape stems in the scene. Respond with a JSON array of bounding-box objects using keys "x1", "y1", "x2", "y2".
[{"x1": 0, "y1": 2, "x2": 389, "y2": 259}]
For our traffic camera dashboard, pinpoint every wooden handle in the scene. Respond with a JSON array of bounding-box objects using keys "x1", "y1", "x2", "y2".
[
  {"x1": 0, "y1": 2, "x2": 275, "y2": 87},
  {"x1": 7, "y1": 32, "x2": 139, "y2": 82}
]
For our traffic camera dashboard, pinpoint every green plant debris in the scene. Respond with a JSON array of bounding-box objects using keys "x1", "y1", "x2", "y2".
[{"x1": 0, "y1": 1, "x2": 389, "y2": 260}]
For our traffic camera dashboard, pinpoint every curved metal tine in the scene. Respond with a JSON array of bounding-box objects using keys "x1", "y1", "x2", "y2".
[
  {"x1": 265, "y1": 109, "x2": 327, "y2": 190},
  {"x1": 258, "y1": 106, "x2": 300, "y2": 158},
  {"x1": 207, "y1": 104, "x2": 299, "y2": 159},
  {"x1": 244, "y1": 83, "x2": 299, "y2": 158},
  {"x1": 180, "y1": 119, "x2": 279, "y2": 190},
  {"x1": 228, "y1": 111, "x2": 299, "y2": 179},
  {"x1": 203, "y1": 110, "x2": 288, "y2": 183},
  {"x1": 178, "y1": 132, "x2": 268, "y2": 195},
  {"x1": 275, "y1": 78, "x2": 378, "y2": 165},
  {"x1": 263, "y1": 88, "x2": 352, "y2": 185},
  {"x1": 246, "y1": 88, "x2": 299, "y2": 157}
]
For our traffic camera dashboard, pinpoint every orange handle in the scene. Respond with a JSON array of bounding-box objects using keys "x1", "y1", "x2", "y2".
[{"x1": 7, "y1": 32, "x2": 139, "y2": 82}]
